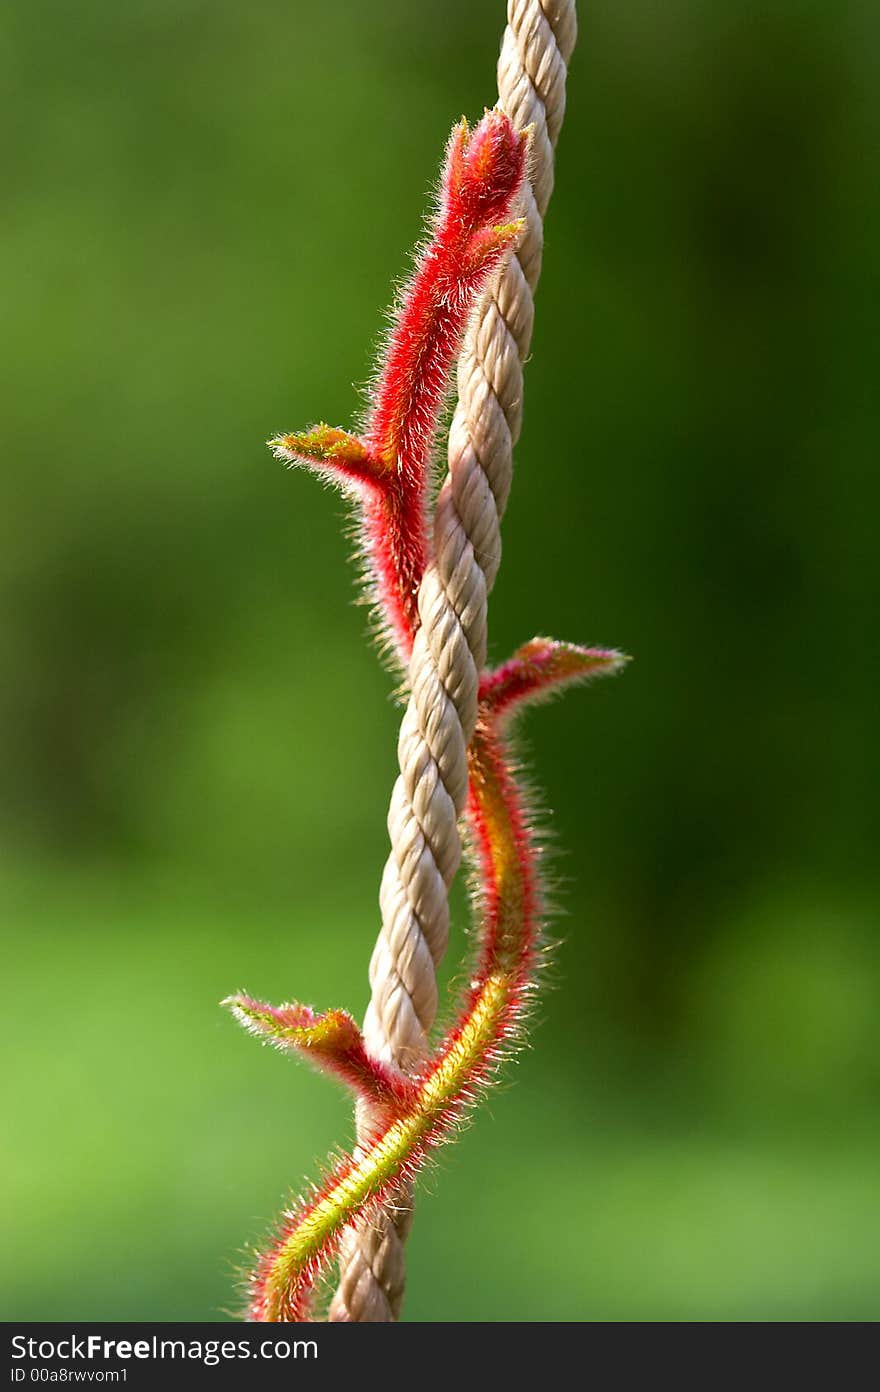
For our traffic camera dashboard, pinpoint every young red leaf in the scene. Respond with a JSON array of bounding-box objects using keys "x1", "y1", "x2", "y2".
[
  {"x1": 479, "y1": 637, "x2": 629, "y2": 722},
  {"x1": 224, "y1": 994, "x2": 414, "y2": 1110}
]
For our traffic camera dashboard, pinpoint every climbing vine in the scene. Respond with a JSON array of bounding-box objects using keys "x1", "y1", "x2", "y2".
[{"x1": 226, "y1": 2, "x2": 624, "y2": 1323}]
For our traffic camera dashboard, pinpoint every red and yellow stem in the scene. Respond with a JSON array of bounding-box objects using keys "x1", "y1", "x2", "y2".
[
  {"x1": 241, "y1": 711, "x2": 538, "y2": 1320},
  {"x1": 228, "y1": 641, "x2": 625, "y2": 1321}
]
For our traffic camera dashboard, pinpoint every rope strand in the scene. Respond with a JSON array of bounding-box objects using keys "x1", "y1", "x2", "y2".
[{"x1": 329, "y1": 0, "x2": 578, "y2": 1321}]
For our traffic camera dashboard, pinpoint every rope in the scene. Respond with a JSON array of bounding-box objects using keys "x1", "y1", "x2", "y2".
[{"x1": 329, "y1": 0, "x2": 578, "y2": 1322}]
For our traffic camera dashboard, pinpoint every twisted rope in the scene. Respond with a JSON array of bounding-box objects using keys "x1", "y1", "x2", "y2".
[{"x1": 329, "y1": 0, "x2": 578, "y2": 1321}]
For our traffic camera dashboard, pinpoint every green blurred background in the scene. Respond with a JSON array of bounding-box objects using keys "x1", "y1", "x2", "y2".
[{"x1": 2, "y1": 0, "x2": 878, "y2": 1321}]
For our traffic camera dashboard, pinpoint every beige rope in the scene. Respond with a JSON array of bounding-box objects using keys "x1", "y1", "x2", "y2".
[{"x1": 329, "y1": 0, "x2": 578, "y2": 1322}]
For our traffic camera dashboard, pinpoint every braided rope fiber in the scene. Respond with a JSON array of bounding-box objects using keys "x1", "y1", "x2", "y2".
[{"x1": 329, "y1": 0, "x2": 578, "y2": 1321}]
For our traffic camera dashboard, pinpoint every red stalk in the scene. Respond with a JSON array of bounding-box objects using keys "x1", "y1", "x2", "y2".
[{"x1": 270, "y1": 111, "x2": 527, "y2": 664}]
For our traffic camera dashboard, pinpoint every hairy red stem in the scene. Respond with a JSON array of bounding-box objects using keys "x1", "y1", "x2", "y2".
[{"x1": 270, "y1": 112, "x2": 527, "y2": 663}]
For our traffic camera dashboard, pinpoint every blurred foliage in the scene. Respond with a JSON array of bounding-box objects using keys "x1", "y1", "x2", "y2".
[{"x1": 1, "y1": 0, "x2": 878, "y2": 1320}]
